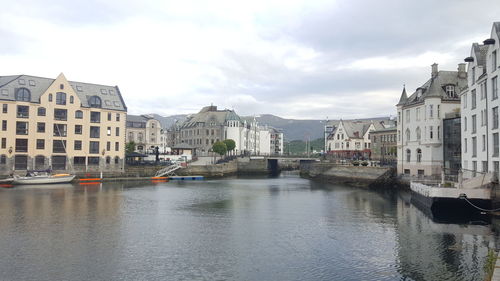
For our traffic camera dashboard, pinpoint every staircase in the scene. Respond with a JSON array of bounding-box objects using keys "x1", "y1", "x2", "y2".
[{"x1": 155, "y1": 163, "x2": 182, "y2": 177}]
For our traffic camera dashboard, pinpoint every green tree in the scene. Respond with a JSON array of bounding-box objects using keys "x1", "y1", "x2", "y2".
[
  {"x1": 223, "y1": 139, "x2": 236, "y2": 155},
  {"x1": 212, "y1": 141, "x2": 227, "y2": 156},
  {"x1": 125, "y1": 141, "x2": 136, "y2": 154}
]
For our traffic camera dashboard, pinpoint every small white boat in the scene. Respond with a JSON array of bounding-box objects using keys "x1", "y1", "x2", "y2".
[{"x1": 12, "y1": 172, "x2": 75, "y2": 185}]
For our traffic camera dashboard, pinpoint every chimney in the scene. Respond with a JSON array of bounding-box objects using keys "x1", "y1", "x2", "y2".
[
  {"x1": 458, "y1": 63, "x2": 467, "y2": 78},
  {"x1": 431, "y1": 63, "x2": 438, "y2": 78}
]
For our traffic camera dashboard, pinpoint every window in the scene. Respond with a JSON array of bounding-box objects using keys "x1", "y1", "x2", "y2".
[
  {"x1": 406, "y1": 149, "x2": 411, "y2": 163},
  {"x1": 494, "y1": 107, "x2": 499, "y2": 129},
  {"x1": 88, "y1": 157, "x2": 100, "y2": 165},
  {"x1": 106, "y1": 141, "x2": 111, "y2": 151},
  {"x1": 15, "y1": 139, "x2": 28, "y2": 152},
  {"x1": 472, "y1": 137, "x2": 477, "y2": 157},
  {"x1": 483, "y1": 161, "x2": 488, "y2": 173},
  {"x1": 128, "y1": 132, "x2": 134, "y2": 141},
  {"x1": 493, "y1": 50, "x2": 497, "y2": 72},
  {"x1": 54, "y1": 109, "x2": 67, "y2": 121},
  {"x1": 70, "y1": 96, "x2": 74, "y2": 104},
  {"x1": 106, "y1": 156, "x2": 111, "y2": 164},
  {"x1": 116, "y1": 113, "x2": 120, "y2": 121},
  {"x1": 406, "y1": 110, "x2": 410, "y2": 122},
  {"x1": 416, "y1": 127, "x2": 421, "y2": 140},
  {"x1": 114, "y1": 156, "x2": 119, "y2": 164},
  {"x1": 495, "y1": 162, "x2": 500, "y2": 178},
  {"x1": 17, "y1": 105, "x2": 29, "y2": 118},
  {"x1": 90, "y1": 111, "x2": 101, "y2": 123},
  {"x1": 472, "y1": 67, "x2": 476, "y2": 85},
  {"x1": 53, "y1": 124, "x2": 67, "y2": 137},
  {"x1": 463, "y1": 93, "x2": 467, "y2": 108},
  {"x1": 89, "y1": 141, "x2": 99, "y2": 154},
  {"x1": 14, "y1": 155, "x2": 27, "y2": 170},
  {"x1": 37, "y1": 107, "x2": 46, "y2": 116},
  {"x1": 36, "y1": 139, "x2": 45, "y2": 149},
  {"x1": 429, "y1": 126, "x2": 433, "y2": 139},
  {"x1": 52, "y1": 156, "x2": 66, "y2": 170},
  {"x1": 107, "y1": 112, "x2": 112, "y2": 121},
  {"x1": 48, "y1": 93, "x2": 52, "y2": 102},
  {"x1": 483, "y1": 135, "x2": 486, "y2": 151},
  {"x1": 76, "y1": 86, "x2": 83, "y2": 92},
  {"x1": 35, "y1": 156, "x2": 45, "y2": 169},
  {"x1": 56, "y1": 92, "x2": 66, "y2": 105},
  {"x1": 464, "y1": 117, "x2": 467, "y2": 131},
  {"x1": 471, "y1": 89, "x2": 476, "y2": 109},
  {"x1": 464, "y1": 138, "x2": 468, "y2": 153},
  {"x1": 100, "y1": 89, "x2": 107, "y2": 94},
  {"x1": 115, "y1": 142, "x2": 119, "y2": 151},
  {"x1": 472, "y1": 115, "x2": 477, "y2": 133},
  {"x1": 481, "y1": 82, "x2": 487, "y2": 100},
  {"x1": 2, "y1": 104, "x2": 7, "y2": 113},
  {"x1": 75, "y1": 125, "x2": 82, "y2": 135},
  {"x1": 437, "y1": 105, "x2": 440, "y2": 118},
  {"x1": 446, "y1": 85, "x2": 455, "y2": 98},
  {"x1": 107, "y1": 127, "x2": 111, "y2": 136},
  {"x1": 1, "y1": 138, "x2": 5, "y2": 149},
  {"x1": 115, "y1": 127, "x2": 120, "y2": 136},
  {"x1": 74, "y1": 140, "x2": 82, "y2": 150},
  {"x1": 74, "y1": 157, "x2": 85, "y2": 165},
  {"x1": 0, "y1": 154, "x2": 5, "y2": 165},
  {"x1": 60, "y1": 84, "x2": 64, "y2": 90},
  {"x1": 88, "y1": 96, "x2": 102, "y2": 108},
  {"x1": 416, "y1": 149, "x2": 422, "y2": 163},
  {"x1": 429, "y1": 105, "x2": 433, "y2": 118},
  {"x1": 473, "y1": 161, "x2": 477, "y2": 177},
  {"x1": 15, "y1": 88, "x2": 30, "y2": 101},
  {"x1": 416, "y1": 108, "x2": 420, "y2": 121},
  {"x1": 16, "y1": 122, "x2": 28, "y2": 135},
  {"x1": 52, "y1": 140, "x2": 67, "y2": 153},
  {"x1": 1, "y1": 120, "x2": 6, "y2": 131},
  {"x1": 90, "y1": 126, "x2": 100, "y2": 138},
  {"x1": 494, "y1": 133, "x2": 499, "y2": 157},
  {"x1": 75, "y1": 110, "x2": 83, "y2": 119},
  {"x1": 493, "y1": 77, "x2": 498, "y2": 100}
]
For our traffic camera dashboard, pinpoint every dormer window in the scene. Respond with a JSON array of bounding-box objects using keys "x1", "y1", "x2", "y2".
[
  {"x1": 446, "y1": 85, "x2": 455, "y2": 98},
  {"x1": 15, "y1": 88, "x2": 31, "y2": 101},
  {"x1": 88, "y1": 96, "x2": 102, "y2": 108}
]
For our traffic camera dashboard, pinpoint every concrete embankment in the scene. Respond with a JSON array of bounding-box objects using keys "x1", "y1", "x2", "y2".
[{"x1": 300, "y1": 162, "x2": 404, "y2": 189}]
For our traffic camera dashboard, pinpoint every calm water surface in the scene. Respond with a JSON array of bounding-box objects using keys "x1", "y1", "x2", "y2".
[{"x1": 0, "y1": 172, "x2": 495, "y2": 281}]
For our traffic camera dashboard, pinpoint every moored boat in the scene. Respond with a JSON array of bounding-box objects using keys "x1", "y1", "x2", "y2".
[{"x1": 12, "y1": 170, "x2": 75, "y2": 185}]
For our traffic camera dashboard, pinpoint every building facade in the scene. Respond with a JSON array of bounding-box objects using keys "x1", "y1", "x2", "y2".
[
  {"x1": 461, "y1": 22, "x2": 500, "y2": 178},
  {"x1": 0, "y1": 73, "x2": 127, "y2": 175},
  {"x1": 126, "y1": 114, "x2": 163, "y2": 154},
  {"x1": 396, "y1": 63, "x2": 467, "y2": 178},
  {"x1": 370, "y1": 127, "x2": 397, "y2": 163},
  {"x1": 326, "y1": 120, "x2": 385, "y2": 159}
]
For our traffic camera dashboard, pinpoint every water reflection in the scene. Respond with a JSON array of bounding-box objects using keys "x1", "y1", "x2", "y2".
[{"x1": 0, "y1": 174, "x2": 495, "y2": 281}]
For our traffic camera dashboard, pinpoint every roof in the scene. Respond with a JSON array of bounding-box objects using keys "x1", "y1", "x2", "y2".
[
  {"x1": 127, "y1": 115, "x2": 148, "y2": 123},
  {"x1": 371, "y1": 126, "x2": 397, "y2": 134},
  {"x1": 331, "y1": 119, "x2": 387, "y2": 139},
  {"x1": 0, "y1": 74, "x2": 127, "y2": 111},
  {"x1": 399, "y1": 68, "x2": 467, "y2": 106},
  {"x1": 397, "y1": 86, "x2": 408, "y2": 106},
  {"x1": 473, "y1": 43, "x2": 489, "y2": 67},
  {"x1": 494, "y1": 22, "x2": 500, "y2": 39},
  {"x1": 180, "y1": 105, "x2": 242, "y2": 128}
]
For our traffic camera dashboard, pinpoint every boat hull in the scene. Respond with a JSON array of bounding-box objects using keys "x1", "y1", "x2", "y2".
[
  {"x1": 12, "y1": 175, "x2": 75, "y2": 185},
  {"x1": 410, "y1": 188, "x2": 491, "y2": 213}
]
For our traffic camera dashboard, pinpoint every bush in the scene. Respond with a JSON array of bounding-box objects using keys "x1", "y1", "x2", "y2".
[
  {"x1": 352, "y1": 160, "x2": 360, "y2": 166},
  {"x1": 361, "y1": 161, "x2": 369, "y2": 166}
]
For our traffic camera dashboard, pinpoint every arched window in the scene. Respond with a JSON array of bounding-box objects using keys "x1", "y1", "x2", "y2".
[
  {"x1": 416, "y1": 127, "x2": 421, "y2": 140},
  {"x1": 70, "y1": 96, "x2": 74, "y2": 104},
  {"x1": 75, "y1": 110, "x2": 83, "y2": 119},
  {"x1": 406, "y1": 149, "x2": 411, "y2": 163},
  {"x1": 106, "y1": 156, "x2": 111, "y2": 164},
  {"x1": 416, "y1": 149, "x2": 422, "y2": 163},
  {"x1": 15, "y1": 88, "x2": 31, "y2": 101},
  {"x1": 406, "y1": 129, "x2": 410, "y2": 141},
  {"x1": 48, "y1": 93, "x2": 53, "y2": 102},
  {"x1": 446, "y1": 85, "x2": 455, "y2": 98},
  {"x1": 88, "y1": 96, "x2": 102, "y2": 108},
  {"x1": 56, "y1": 92, "x2": 66, "y2": 105}
]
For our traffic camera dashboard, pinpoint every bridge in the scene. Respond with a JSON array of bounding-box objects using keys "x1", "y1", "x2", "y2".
[{"x1": 248, "y1": 156, "x2": 319, "y2": 174}]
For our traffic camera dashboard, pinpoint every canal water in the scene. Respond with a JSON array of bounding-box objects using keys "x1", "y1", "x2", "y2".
[{"x1": 0, "y1": 172, "x2": 496, "y2": 281}]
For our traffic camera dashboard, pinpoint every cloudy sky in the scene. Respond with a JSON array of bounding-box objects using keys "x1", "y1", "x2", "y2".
[{"x1": 1, "y1": 0, "x2": 500, "y2": 119}]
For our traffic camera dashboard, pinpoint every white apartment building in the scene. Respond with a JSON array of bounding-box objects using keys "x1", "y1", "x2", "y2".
[
  {"x1": 461, "y1": 22, "x2": 500, "y2": 178},
  {"x1": 397, "y1": 63, "x2": 467, "y2": 178}
]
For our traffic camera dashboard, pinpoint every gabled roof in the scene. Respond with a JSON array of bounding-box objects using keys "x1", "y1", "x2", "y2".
[
  {"x1": 180, "y1": 105, "x2": 241, "y2": 128},
  {"x1": 0, "y1": 74, "x2": 127, "y2": 111},
  {"x1": 331, "y1": 119, "x2": 388, "y2": 139},
  {"x1": 472, "y1": 43, "x2": 489, "y2": 67},
  {"x1": 400, "y1": 68, "x2": 466, "y2": 106}
]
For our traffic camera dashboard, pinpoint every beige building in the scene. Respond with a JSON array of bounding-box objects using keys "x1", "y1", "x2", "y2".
[
  {"x1": 126, "y1": 114, "x2": 163, "y2": 154},
  {"x1": 0, "y1": 73, "x2": 127, "y2": 175}
]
